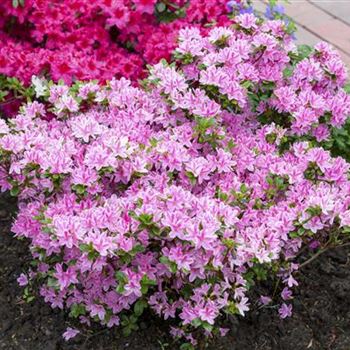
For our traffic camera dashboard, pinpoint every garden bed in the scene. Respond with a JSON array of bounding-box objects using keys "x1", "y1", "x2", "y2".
[{"x1": 1, "y1": 197, "x2": 349, "y2": 350}]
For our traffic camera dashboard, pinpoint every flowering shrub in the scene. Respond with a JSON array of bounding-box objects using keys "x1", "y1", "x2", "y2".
[
  {"x1": 0, "y1": 0, "x2": 287, "y2": 120},
  {"x1": 173, "y1": 19, "x2": 349, "y2": 140},
  {"x1": 0, "y1": 0, "x2": 287, "y2": 88},
  {"x1": 0, "y1": 0, "x2": 231, "y2": 86},
  {"x1": 322, "y1": 82, "x2": 350, "y2": 161},
  {"x1": 1, "y1": 13, "x2": 350, "y2": 348}
]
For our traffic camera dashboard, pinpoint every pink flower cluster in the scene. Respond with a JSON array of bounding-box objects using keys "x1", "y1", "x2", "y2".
[
  {"x1": 0, "y1": 0, "x2": 230, "y2": 84},
  {"x1": 1, "y1": 14, "x2": 350, "y2": 343},
  {"x1": 173, "y1": 14, "x2": 350, "y2": 139}
]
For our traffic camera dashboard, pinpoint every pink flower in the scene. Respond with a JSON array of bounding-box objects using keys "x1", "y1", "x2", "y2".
[
  {"x1": 236, "y1": 297, "x2": 250, "y2": 316},
  {"x1": 0, "y1": 119, "x2": 9, "y2": 135},
  {"x1": 187, "y1": 224, "x2": 217, "y2": 251},
  {"x1": 89, "y1": 304, "x2": 106, "y2": 321},
  {"x1": 123, "y1": 271, "x2": 142, "y2": 297},
  {"x1": 312, "y1": 125, "x2": 329, "y2": 142},
  {"x1": 279, "y1": 303, "x2": 292, "y2": 319},
  {"x1": 274, "y1": 86, "x2": 296, "y2": 111},
  {"x1": 235, "y1": 13, "x2": 258, "y2": 29},
  {"x1": 134, "y1": 0, "x2": 157, "y2": 14},
  {"x1": 281, "y1": 287, "x2": 292, "y2": 301},
  {"x1": 219, "y1": 328, "x2": 229, "y2": 336},
  {"x1": 260, "y1": 296, "x2": 272, "y2": 305},
  {"x1": 17, "y1": 273, "x2": 28, "y2": 286},
  {"x1": 198, "y1": 301, "x2": 219, "y2": 325},
  {"x1": 87, "y1": 231, "x2": 116, "y2": 257},
  {"x1": 62, "y1": 327, "x2": 80, "y2": 341},
  {"x1": 71, "y1": 114, "x2": 104, "y2": 143},
  {"x1": 54, "y1": 264, "x2": 78, "y2": 291},
  {"x1": 339, "y1": 210, "x2": 350, "y2": 227},
  {"x1": 166, "y1": 246, "x2": 194, "y2": 271},
  {"x1": 179, "y1": 305, "x2": 198, "y2": 325},
  {"x1": 107, "y1": 316, "x2": 120, "y2": 328},
  {"x1": 105, "y1": 5, "x2": 131, "y2": 29},
  {"x1": 186, "y1": 157, "x2": 212, "y2": 184}
]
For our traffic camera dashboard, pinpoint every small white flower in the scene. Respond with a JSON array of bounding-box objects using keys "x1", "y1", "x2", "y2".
[{"x1": 31, "y1": 75, "x2": 47, "y2": 98}]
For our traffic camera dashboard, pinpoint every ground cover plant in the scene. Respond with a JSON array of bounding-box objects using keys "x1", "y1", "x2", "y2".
[{"x1": 1, "y1": 11, "x2": 350, "y2": 348}]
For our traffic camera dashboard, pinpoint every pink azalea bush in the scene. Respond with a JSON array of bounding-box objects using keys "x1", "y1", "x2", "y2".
[
  {"x1": 0, "y1": 0, "x2": 231, "y2": 85},
  {"x1": 1, "y1": 13, "x2": 350, "y2": 347}
]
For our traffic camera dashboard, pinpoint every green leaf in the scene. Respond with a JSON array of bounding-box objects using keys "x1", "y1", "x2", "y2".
[
  {"x1": 122, "y1": 325, "x2": 132, "y2": 337},
  {"x1": 141, "y1": 275, "x2": 157, "y2": 286},
  {"x1": 140, "y1": 284, "x2": 149, "y2": 295},
  {"x1": 130, "y1": 314, "x2": 138, "y2": 323},
  {"x1": 297, "y1": 44, "x2": 313, "y2": 60},
  {"x1": 241, "y1": 80, "x2": 253, "y2": 89},
  {"x1": 180, "y1": 284, "x2": 193, "y2": 299},
  {"x1": 69, "y1": 303, "x2": 86, "y2": 318},
  {"x1": 227, "y1": 139, "x2": 236, "y2": 150},
  {"x1": 185, "y1": 171, "x2": 197, "y2": 186},
  {"x1": 138, "y1": 213, "x2": 153, "y2": 226},
  {"x1": 10, "y1": 186, "x2": 20, "y2": 197},
  {"x1": 134, "y1": 299, "x2": 147, "y2": 317},
  {"x1": 12, "y1": 0, "x2": 19, "y2": 8},
  {"x1": 79, "y1": 243, "x2": 91, "y2": 253},
  {"x1": 25, "y1": 295, "x2": 35, "y2": 303},
  {"x1": 283, "y1": 67, "x2": 293, "y2": 78},
  {"x1": 149, "y1": 138, "x2": 158, "y2": 147},
  {"x1": 202, "y1": 322, "x2": 213, "y2": 333},
  {"x1": 47, "y1": 277, "x2": 59, "y2": 289},
  {"x1": 115, "y1": 271, "x2": 128, "y2": 285},
  {"x1": 252, "y1": 265, "x2": 268, "y2": 281},
  {"x1": 344, "y1": 83, "x2": 350, "y2": 94},
  {"x1": 159, "y1": 256, "x2": 177, "y2": 273},
  {"x1": 140, "y1": 274, "x2": 157, "y2": 294},
  {"x1": 180, "y1": 343, "x2": 195, "y2": 350},
  {"x1": 72, "y1": 184, "x2": 86, "y2": 195},
  {"x1": 196, "y1": 116, "x2": 215, "y2": 132},
  {"x1": 79, "y1": 242, "x2": 98, "y2": 260},
  {"x1": 191, "y1": 318, "x2": 202, "y2": 328},
  {"x1": 116, "y1": 284, "x2": 126, "y2": 294},
  {"x1": 129, "y1": 244, "x2": 146, "y2": 256},
  {"x1": 342, "y1": 226, "x2": 350, "y2": 233},
  {"x1": 225, "y1": 301, "x2": 239, "y2": 315}
]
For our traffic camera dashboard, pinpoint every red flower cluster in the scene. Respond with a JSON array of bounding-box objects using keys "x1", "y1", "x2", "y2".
[{"x1": 0, "y1": 0, "x2": 230, "y2": 84}]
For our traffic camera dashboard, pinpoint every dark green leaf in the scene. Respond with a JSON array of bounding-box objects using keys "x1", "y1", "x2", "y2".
[{"x1": 134, "y1": 299, "x2": 147, "y2": 317}]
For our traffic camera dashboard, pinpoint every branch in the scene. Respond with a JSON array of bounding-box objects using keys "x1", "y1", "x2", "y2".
[{"x1": 299, "y1": 242, "x2": 350, "y2": 269}]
